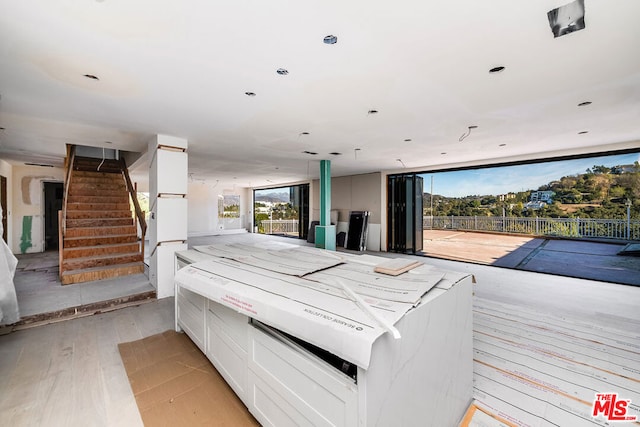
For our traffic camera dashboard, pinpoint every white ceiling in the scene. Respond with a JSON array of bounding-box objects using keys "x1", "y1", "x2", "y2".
[{"x1": 1, "y1": 0, "x2": 639, "y2": 189}]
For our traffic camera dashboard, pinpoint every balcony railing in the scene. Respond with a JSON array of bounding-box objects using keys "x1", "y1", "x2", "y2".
[
  {"x1": 424, "y1": 216, "x2": 640, "y2": 241},
  {"x1": 260, "y1": 219, "x2": 299, "y2": 235}
]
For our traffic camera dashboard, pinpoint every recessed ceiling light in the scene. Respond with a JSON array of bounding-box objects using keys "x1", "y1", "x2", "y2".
[
  {"x1": 323, "y1": 35, "x2": 337, "y2": 44},
  {"x1": 302, "y1": 150, "x2": 318, "y2": 155},
  {"x1": 489, "y1": 66, "x2": 505, "y2": 74},
  {"x1": 578, "y1": 130, "x2": 589, "y2": 134},
  {"x1": 354, "y1": 148, "x2": 361, "y2": 151},
  {"x1": 367, "y1": 109, "x2": 378, "y2": 115},
  {"x1": 245, "y1": 92, "x2": 256, "y2": 96},
  {"x1": 329, "y1": 152, "x2": 342, "y2": 156},
  {"x1": 499, "y1": 143, "x2": 507, "y2": 147},
  {"x1": 300, "y1": 132, "x2": 310, "y2": 135},
  {"x1": 276, "y1": 68, "x2": 289, "y2": 75},
  {"x1": 441, "y1": 152, "x2": 447, "y2": 155},
  {"x1": 577, "y1": 101, "x2": 592, "y2": 107},
  {"x1": 0, "y1": 127, "x2": 5, "y2": 130},
  {"x1": 105, "y1": 141, "x2": 113, "y2": 144},
  {"x1": 83, "y1": 74, "x2": 100, "y2": 80},
  {"x1": 404, "y1": 139, "x2": 412, "y2": 142}
]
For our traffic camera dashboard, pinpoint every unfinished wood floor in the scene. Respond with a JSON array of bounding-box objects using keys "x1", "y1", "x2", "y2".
[{"x1": 0, "y1": 298, "x2": 174, "y2": 427}]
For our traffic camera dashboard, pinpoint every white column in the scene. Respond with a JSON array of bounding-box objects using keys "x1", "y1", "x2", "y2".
[{"x1": 148, "y1": 135, "x2": 188, "y2": 299}]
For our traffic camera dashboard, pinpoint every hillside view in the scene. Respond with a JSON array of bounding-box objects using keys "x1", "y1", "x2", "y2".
[{"x1": 424, "y1": 162, "x2": 640, "y2": 219}]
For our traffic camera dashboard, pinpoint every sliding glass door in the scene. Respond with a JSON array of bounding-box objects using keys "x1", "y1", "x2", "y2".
[{"x1": 254, "y1": 184, "x2": 310, "y2": 240}]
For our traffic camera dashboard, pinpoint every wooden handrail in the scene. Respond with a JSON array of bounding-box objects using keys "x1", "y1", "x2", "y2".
[
  {"x1": 60, "y1": 144, "x2": 75, "y2": 279},
  {"x1": 62, "y1": 145, "x2": 76, "y2": 238},
  {"x1": 120, "y1": 158, "x2": 147, "y2": 255}
]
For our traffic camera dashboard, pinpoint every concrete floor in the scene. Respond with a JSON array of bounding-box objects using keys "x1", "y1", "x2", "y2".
[
  {"x1": 422, "y1": 230, "x2": 640, "y2": 286},
  {"x1": 12, "y1": 251, "x2": 154, "y2": 324}
]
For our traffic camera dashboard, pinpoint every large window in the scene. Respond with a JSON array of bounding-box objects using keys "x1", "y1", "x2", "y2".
[
  {"x1": 254, "y1": 184, "x2": 309, "y2": 239},
  {"x1": 420, "y1": 152, "x2": 639, "y2": 232},
  {"x1": 388, "y1": 150, "x2": 640, "y2": 285}
]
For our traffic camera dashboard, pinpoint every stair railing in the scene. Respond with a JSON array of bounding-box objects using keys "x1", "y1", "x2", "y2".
[
  {"x1": 120, "y1": 158, "x2": 147, "y2": 258},
  {"x1": 59, "y1": 144, "x2": 76, "y2": 279},
  {"x1": 62, "y1": 145, "x2": 76, "y2": 237}
]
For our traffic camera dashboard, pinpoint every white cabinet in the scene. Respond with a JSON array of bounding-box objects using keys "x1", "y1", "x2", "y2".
[
  {"x1": 176, "y1": 286, "x2": 206, "y2": 352},
  {"x1": 175, "y1": 251, "x2": 473, "y2": 427},
  {"x1": 206, "y1": 301, "x2": 249, "y2": 402},
  {"x1": 247, "y1": 323, "x2": 358, "y2": 427}
]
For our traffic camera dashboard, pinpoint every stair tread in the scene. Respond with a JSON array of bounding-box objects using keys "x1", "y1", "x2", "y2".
[
  {"x1": 66, "y1": 210, "x2": 131, "y2": 213},
  {"x1": 64, "y1": 242, "x2": 139, "y2": 251},
  {"x1": 61, "y1": 262, "x2": 144, "y2": 276},
  {"x1": 65, "y1": 225, "x2": 136, "y2": 231},
  {"x1": 68, "y1": 201, "x2": 129, "y2": 204},
  {"x1": 63, "y1": 251, "x2": 141, "y2": 262},
  {"x1": 64, "y1": 233, "x2": 138, "y2": 241}
]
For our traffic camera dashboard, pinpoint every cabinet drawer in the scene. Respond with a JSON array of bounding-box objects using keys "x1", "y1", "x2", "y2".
[
  {"x1": 207, "y1": 300, "x2": 249, "y2": 352},
  {"x1": 247, "y1": 324, "x2": 358, "y2": 427},
  {"x1": 206, "y1": 302, "x2": 249, "y2": 402},
  {"x1": 177, "y1": 287, "x2": 205, "y2": 351}
]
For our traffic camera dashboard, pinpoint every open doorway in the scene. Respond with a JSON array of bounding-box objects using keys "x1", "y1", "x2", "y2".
[
  {"x1": 43, "y1": 181, "x2": 63, "y2": 251},
  {"x1": 388, "y1": 150, "x2": 640, "y2": 285}
]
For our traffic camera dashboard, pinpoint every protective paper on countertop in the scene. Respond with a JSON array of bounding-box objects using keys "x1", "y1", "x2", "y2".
[
  {"x1": 175, "y1": 256, "x2": 457, "y2": 369},
  {"x1": 193, "y1": 243, "x2": 344, "y2": 276}
]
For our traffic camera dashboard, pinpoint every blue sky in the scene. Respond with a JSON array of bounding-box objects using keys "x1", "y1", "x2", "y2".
[{"x1": 420, "y1": 152, "x2": 640, "y2": 198}]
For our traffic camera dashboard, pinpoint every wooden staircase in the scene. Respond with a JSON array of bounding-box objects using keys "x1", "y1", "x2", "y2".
[{"x1": 60, "y1": 151, "x2": 146, "y2": 285}]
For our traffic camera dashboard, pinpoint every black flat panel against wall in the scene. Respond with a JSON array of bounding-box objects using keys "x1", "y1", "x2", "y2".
[
  {"x1": 297, "y1": 184, "x2": 310, "y2": 240},
  {"x1": 387, "y1": 174, "x2": 423, "y2": 253},
  {"x1": 346, "y1": 211, "x2": 369, "y2": 251}
]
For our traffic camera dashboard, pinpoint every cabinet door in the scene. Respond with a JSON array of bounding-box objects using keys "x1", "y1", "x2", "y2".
[
  {"x1": 247, "y1": 324, "x2": 358, "y2": 427},
  {"x1": 176, "y1": 286, "x2": 206, "y2": 351},
  {"x1": 206, "y1": 301, "x2": 249, "y2": 403}
]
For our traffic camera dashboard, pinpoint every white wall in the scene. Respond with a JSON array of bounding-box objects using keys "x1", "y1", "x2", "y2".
[
  {"x1": 11, "y1": 165, "x2": 64, "y2": 254},
  {"x1": 188, "y1": 182, "x2": 220, "y2": 235},
  {"x1": 187, "y1": 182, "x2": 252, "y2": 236},
  {"x1": 0, "y1": 159, "x2": 13, "y2": 248}
]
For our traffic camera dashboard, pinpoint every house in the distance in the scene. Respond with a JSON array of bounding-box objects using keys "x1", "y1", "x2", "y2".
[{"x1": 524, "y1": 191, "x2": 554, "y2": 210}]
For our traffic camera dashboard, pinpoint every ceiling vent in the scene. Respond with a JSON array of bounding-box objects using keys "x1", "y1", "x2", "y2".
[{"x1": 547, "y1": 0, "x2": 585, "y2": 38}]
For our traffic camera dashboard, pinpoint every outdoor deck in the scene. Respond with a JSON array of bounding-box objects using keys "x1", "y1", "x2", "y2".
[{"x1": 422, "y1": 230, "x2": 640, "y2": 286}]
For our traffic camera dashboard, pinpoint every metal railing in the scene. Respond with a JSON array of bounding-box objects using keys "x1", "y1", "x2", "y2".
[
  {"x1": 260, "y1": 219, "x2": 299, "y2": 235},
  {"x1": 424, "y1": 216, "x2": 640, "y2": 241}
]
